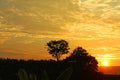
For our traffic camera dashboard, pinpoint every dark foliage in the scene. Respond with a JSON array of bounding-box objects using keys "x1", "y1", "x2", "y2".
[
  {"x1": 0, "y1": 58, "x2": 119, "y2": 80},
  {"x1": 0, "y1": 58, "x2": 69, "y2": 80},
  {"x1": 63, "y1": 46, "x2": 102, "y2": 80},
  {"x1": 47, "y1": 40, "x2": 70, "y2": 61},
  {"x1": 0, "y1": 44, "x2": 119, "y2": 80},
  {"x1": 63, "y1": 47, "x2": 98, "y2": 71}
]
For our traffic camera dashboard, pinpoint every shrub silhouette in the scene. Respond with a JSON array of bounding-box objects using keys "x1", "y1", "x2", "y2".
[{"x1": 63, "y1": 46, "x2": 101, "y2": 80}]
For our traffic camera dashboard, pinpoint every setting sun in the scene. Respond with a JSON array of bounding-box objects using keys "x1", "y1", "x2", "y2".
[{"x1": 102, "y1": 61, "x2": 109, "y2": 66}]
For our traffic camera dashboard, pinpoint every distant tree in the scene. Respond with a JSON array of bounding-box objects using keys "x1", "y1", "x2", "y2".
[
  {"x1": 64, "y1": 46, "x2": 98, "y2": 71},
  {"x1": 47, "y1": 40, "x2": 70, "y2": 61},
  {"x1": 63, "y1": 46, "x2": 99, "y2": 80}
]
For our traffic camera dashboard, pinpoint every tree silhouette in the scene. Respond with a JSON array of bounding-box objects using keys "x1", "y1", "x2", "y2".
[
  {"x1": 64, "y1": 46, "x2": 98, "y2": 71},
  {"x1": 63, "y1": 46, "x2": 99, "y2": 80},
  {"x1": 47, "y1": 40, "x2": 70, "y2": 61}
]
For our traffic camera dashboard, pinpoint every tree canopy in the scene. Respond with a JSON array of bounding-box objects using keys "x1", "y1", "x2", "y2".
[
  {"x1": 63, "y1": 46, "x2": 99, "y2": 80},
  {"x1": 63, "y1": 46, "x2": 98, "y2": 71},
  {"x1": 47, "y1": 40, "x2": 70, "y2": 61}
]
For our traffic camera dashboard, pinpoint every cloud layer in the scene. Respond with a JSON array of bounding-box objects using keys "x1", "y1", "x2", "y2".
[{"x1": 0, "y1": 0, "x2": 120, "y2": 65}]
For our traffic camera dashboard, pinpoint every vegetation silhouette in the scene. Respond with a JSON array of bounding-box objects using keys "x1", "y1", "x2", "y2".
[
  {"x1": 18, "y1": 69, "x2": 37, "y2": 80},
  {"x1": 63, "y1": 46, "x2": 98, "y2": 71},
  {"x1": 63, "y1": 46, "x2": 102, "y2": 80},
  {"x1": 0, "y1": 39, "x2": 120, "y2": 80},
  {"x1": 18, "y1": 66, "x2": 72, "y2": 80},
  {"x1": 47, "y1": 40, "x2": 70, "y2": 61}
]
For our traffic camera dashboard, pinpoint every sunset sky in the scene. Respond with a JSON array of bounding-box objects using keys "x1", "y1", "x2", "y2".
[{"x1": 0, "y1": 0, "x2": 120, "y2": 66}]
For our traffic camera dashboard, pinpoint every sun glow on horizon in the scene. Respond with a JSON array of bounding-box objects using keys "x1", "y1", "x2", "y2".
[
  {"x1": 97, "y1": 54, "x2": 112, "y2": 66},
  {"x1": 102, "y1": 60, "x2": 109, "y2": 66}
]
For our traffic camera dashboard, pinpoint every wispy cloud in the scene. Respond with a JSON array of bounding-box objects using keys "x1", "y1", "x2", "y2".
[{"x1": 0, "y1": 0, "x2": 119, "y2": 61}]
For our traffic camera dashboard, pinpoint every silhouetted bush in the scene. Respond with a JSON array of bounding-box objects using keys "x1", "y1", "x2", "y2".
[{"x1": 63, "y1": 46, "x2": 103, "y2": 80}]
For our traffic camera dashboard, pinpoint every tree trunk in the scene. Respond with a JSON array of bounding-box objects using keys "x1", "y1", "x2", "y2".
[{"x1": 56, "y1": 56, "x2": 59, "y2": 62}]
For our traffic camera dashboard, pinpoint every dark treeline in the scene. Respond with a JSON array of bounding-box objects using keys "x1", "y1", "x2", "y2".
[
  {"x1": 0, "y1": 40, "x2": 119, "y2": 80},
  {"x1": 0, "y1": 58, "x2": 120, "y2": 80},
  {"x1": 0, "y1": 58, "x2": 63, "y2": 80},
  {"x1": 0, "y1": 58, "x2": 103, "y2": 80}
]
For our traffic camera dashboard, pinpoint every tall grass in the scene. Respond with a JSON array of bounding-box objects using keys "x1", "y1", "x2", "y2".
[{"x1": 18, "y1": 66, "x2": 73, "y2": 80}]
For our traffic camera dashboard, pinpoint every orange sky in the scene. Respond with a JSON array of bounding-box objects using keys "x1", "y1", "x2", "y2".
[{"x1": 0, "y1": 0, "x2": 120, "y2": 66}]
